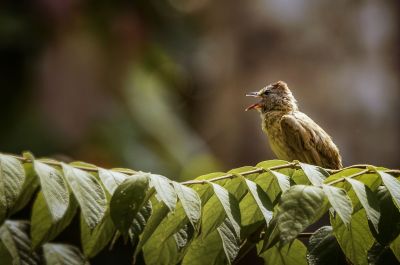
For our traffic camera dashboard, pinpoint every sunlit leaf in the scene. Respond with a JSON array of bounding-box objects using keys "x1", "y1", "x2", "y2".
[
  {"x1": 258, "y1": 238, "x2": 307, "y2": 265},
  {"x1": 299, "y1": 163, "x2": 327, "y2": 186},
  {"x1": 98, "y1": 168, "x2": 128, "y2": 195},
  {"x1": 377, "y1": 171, "x2": 400, "y2": 210},
  {"x1": 217, "y1": 217, "x2": 240, "y2": 264},
  {"x1": 0, "y1": 154, "x2": 26, "y2": 214},
  {"x1": 346, "y1": 178, "x2": 380, "y2": 232},
  {"x1": 150, "y1": 174, "x2": 177, "y2": 211},
  {"x1": 0, "y1": 220, "x2": 40, "y2": 265},
  {"x1": 10, "y1": 162, "x2": 39, "y2": 215},
  {"x1": 172, "y1": 182, "x2": 201, "y2": 230},
  {"x1": 322, "y1": 185, "x2": 352, "y2": 227},
  {"x1": 243, "y1": 178, "x2": 273, "y2": 224},
  {"x1": 62, "y1": 163, "x2": 107, "y2": 229},
  {"x1": 81, "y1": 210, "x2": 115, "y2": 258},
  {"x1": 43, "y1": 243, "x2": 89, "y2": 265},
  {"x1": 34, "y1": 161, "x2": 69, "y2": 222},
  {"x1": 31, "y1": 192, "x2": 77, "y2": 248},
  {"x1": 276, "y1": 185, "x2": 328, "y2": 244},
  {"x1": 203, "y1": 183, "x2": 240, "y2": 239},
  {"x1": 330, "y1": 209, "x2": 374, "y2": 265},
  {"x1": 269, "y1": 169, "x2": 290, "y2": 192},
  {"x1": 110, "y1": 172, "x2": 150, "y2": 233}
]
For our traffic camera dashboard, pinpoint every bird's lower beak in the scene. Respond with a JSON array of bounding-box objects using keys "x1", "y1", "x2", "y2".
[
  {"x1": 245, "y1": 91, "x2": 262, "y2": 111},
  {"x1": 245, "y1": 103, "x2": 262, "y2": 111}
]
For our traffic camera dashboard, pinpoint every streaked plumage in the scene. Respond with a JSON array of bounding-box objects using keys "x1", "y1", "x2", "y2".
[{"x1": 246, "y1": 81, "x2": 342, "y2": 169}]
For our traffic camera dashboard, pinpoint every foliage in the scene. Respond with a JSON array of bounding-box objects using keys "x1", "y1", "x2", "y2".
[{"x1": 0, "y1": 152, "x2": 399, "y2": 264}]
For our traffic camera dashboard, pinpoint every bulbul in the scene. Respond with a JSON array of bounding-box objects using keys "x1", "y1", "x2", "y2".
[{"x1": 246, "y1": 81, "x2": 342, "y2": 169}]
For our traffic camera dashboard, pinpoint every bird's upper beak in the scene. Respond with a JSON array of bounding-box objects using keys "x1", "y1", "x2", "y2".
[
  {"x1": 245, "y1": 92, "x2": 262, "y2": 111},
  {"x1": 245, "y1": 92, "x2": 260, "y2": 98}
]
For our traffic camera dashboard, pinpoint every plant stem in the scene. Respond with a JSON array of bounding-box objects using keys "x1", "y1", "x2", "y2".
[
  {"x1": 181, "y1": 162, "x2": 298, "y2": 185},
  {"x1": 8, "y1": 154, "x2": 136, "y2": 175},
  {"x1": 326, "y1": 168, "x2": 370, "y2": 186},
  {"x1": 6, "y1": 153, "x2": 400, "y2": 186}
]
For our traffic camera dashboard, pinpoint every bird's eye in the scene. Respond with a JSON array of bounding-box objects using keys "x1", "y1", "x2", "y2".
[{"x1": 262, "y1": 89, "x2": 271, "y2": 96}]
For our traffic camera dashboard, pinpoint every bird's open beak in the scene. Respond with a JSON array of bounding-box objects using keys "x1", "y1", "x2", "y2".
[{"x1": 245, "y1": 92, "x2": 262, "y2": 111}]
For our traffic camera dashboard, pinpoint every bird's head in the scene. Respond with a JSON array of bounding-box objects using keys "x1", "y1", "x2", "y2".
[{"x1": 245, "y1": 81, "x2": 298, "y2": 113}]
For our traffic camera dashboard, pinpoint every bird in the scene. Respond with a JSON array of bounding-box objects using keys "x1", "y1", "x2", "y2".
[{"x1": 245, "y1": 81, "x2": 342, "y2": 169}]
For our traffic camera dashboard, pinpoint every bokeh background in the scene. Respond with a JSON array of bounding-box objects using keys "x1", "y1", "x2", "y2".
[{"x1": 1, "y1": 0, "x2": 399, "y2": 263}]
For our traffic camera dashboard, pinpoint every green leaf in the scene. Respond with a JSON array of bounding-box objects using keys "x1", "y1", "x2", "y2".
[
  {"x1": 223, "y1": 172, "x2": 251, "y2": 200},
  {"x1": 205, "y1": 183, "x2": 240, "y2": 239},
  {"x1": 307, "y1": 226, "x2": 347, "y2": 265},
  {"x1": 258, "y1": 238, "x2": 307, "y2": 265},
  {"x1": 81, "y1": 210, "x2": 115, "y2": 258},
  {"x1": 217, "y1": 217, "x2": 241, "y2": 264},
  {"x1": 182, "y1": 184, "x2": 241, "y2": 265},
  {"x1": 130, "y1": 200, "x2": 153, "y2": 242},
  {"x1": 149, "y1": 174, "x2": 177, "y2": 211},
  {"x1": 62, "y1": 163, "x2": 107, "y2": 229},
  {"x1": 377, "y1": 171, "x2": 400, "y2": 210},
  {"x1": 10, "y1": 162, "x2": 39, "y2": 215},
  {"x1": 182, "y1": 218, "x2": 240, "y2": 265},
  {"x1": 98, "y1": 168, "x2": 128, "y2": 195},
  {"x1": 330, "y1": 209, "x2": 374, "y2": 265},
  {"x1": 269, "y1": 169, "x2": 290, "y2": 192},
  {"x1": 253, "y1": 172, "x2": 283, "y2": 203},
  {"x1": 190, "y1": 172, "x2": 225, "y2": 202},
  {"x1": 133, "y1": 199, "x2": 169, "y2": 260},
  {"x1": 31, "y1": 192, "x2": 77, "y2": 248},
  {"x1": 243, "y1": 178, "x2": 273, "y2": 224},
  {"x1": 182, "y1": 228, "x2": 226, "y2": 265},
  {"x1": 200, "y1": 191, "x2": 228, "y2": 237},
  {"x1": 143, "y1": 221, "x2": 194, "y2": 265},
  {"x1": 367, "y1": 241, "x2": 399, "y2": 265},
  {"x1": 371, "y1": 186, "x2": 400, "y2": 245},
  {"x1": 322, "y1": 185, "x2": 353, "y2": 227},
  {"x1": 142, "y1": 200, "x2": 192, "y2": 265},
  {"x1": 346, "y1": 178, "x2": 380, "y2": 232},
  {"x1": 172, "y1": 182, "x2": 201, "y2": 231},
  {"x1": 239, "y1": 192, "x2": 264, "y2": 238},
  {"x1": 110, "y1": 172, "x2": 150, "y2": 233},
  {"x1": 43, "y1": 243, "x2": 89, "y2": 265},
  {"x1": 0, "y1": 220, "x2": 40, "y2": 265},
  {"x1": 256, "y1": 160, "x2": 294, "y2": 176},
  {"x1": 299, "y1": 162, "x2": 327, "y2": 186},
  {"x1": 390, "y1": 235, "x2": 400, "y2": 262},
  {"x1": 34, "y1": 161, "x2": 69, "y2": 222},
  {"x1": 276, "y1": 185, "x2": 328, "y2": 244},
  {"x1": 0, "y1": 240, "x2": 13, "y2": 264},
  {"x1": 324, "y1": 168, "x2": 361, "y2": 183},
  {"x1": 0, "y1": 154, "x2": 26, "y2": 213}
]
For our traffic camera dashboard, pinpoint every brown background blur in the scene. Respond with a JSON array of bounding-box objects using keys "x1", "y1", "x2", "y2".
[
  {"x1": 1, "y1": 0, "x2": 399, "y2": 264},
  {"x1": 2, "y1": 0, "x2": 399, "y2": 178}
]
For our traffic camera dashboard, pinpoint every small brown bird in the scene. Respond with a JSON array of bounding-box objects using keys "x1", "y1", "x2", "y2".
[{"x1": 246, "y1": 81, "x2": 342, "y2": 169}]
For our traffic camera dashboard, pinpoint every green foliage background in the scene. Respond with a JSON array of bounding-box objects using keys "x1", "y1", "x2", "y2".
[{"x1": 1, "y1": 152, "x2": 399, "y2": 264}]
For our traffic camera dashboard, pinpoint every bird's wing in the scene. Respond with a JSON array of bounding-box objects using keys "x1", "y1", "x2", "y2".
[{"x1": 280, "y1": 113, "x2": 342, "y2": 169}]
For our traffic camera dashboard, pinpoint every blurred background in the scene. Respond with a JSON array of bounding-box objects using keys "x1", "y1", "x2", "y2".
[
  {"x1": 1, "y1": 0, "x2": 399, "y2": 264},
  {"x1": 1, "y1": 0, "x2": 399, "y2": 178}
]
